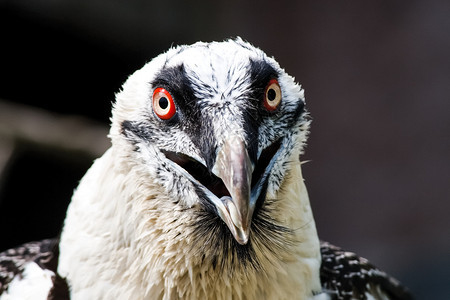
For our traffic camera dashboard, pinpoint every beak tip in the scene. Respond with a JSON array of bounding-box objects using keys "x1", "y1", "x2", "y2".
[
  {"x1": 237, "y1": 239, "x2": 249, "y2": 245},
  {"x1": 234, "y1": 229, "x2": 250, "y2": 245},
  {"x1": 219, "y1": 196, "x2": 251, "y2": 245}
]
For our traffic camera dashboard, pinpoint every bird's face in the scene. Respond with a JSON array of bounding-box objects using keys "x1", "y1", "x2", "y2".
[{"x1": 113, "y1": 38, "x2": 309, "y2": 245}]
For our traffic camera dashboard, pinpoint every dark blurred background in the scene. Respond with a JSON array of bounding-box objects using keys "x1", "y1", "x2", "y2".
[{"x1": 0, "y1": 0, "x2": 448, "y2": 298}]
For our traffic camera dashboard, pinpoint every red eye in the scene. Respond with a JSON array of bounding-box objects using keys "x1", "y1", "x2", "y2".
[
  {"x1": 263, "y1": 79, "x2": 282, "y2": 111},
  {"x1": 152, "y1": 88, "x2": 176, "y2": 120}
]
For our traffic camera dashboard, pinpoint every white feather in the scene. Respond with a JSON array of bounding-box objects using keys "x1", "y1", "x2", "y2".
[{"x1": 0, "y1": 262, "x2": 54, "y2": 300}]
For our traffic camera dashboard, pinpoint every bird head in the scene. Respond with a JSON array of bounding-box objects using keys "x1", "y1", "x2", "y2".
[{"x1": 111, "y1": 38, "x2": 309, "y2": 246}]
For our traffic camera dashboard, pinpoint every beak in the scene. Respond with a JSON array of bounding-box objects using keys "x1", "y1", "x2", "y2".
[{"x1": 212, "y1": 135, "x2": 255, "y2": 245}]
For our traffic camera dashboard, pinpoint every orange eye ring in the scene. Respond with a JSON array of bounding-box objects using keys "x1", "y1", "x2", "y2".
[
  {"x1": 263, "y1": 79, "x2": 282, "y2": 111},
  {"x1": 152, "y1": 87, "x2": 176, "y2": 120}
]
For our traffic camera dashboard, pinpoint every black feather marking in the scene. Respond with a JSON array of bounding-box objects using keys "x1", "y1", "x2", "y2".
[
  {"x1": 209, "y1": 59, "x2": 219, "y2": 91},
  {"x1": 191, "y1": 203, "x2": 294, "y2": 274},
  {"x1": 236, "y1": 58, "x2": 279, "y2": 161},
  {"x1": 285, "y1": 98, "x2": 306, "y2": 129},
  {"x1": 247, "y1": 59, "x2": 279, "y2": 109},
  {"x1": 151, "y1": 64, "x2": 197, "y2": 116},
  {"x1": 0, "y1": 238, "x2": 69, "y2": 299},
  {"x1": 150, "y1": 64, "x2": 219, "y2": 169},
  {"x1": 247, "y1": 58, "x2": 306, "y2": 129},
  {"x1": 319, "y1": 241, "x2": 414, "y2": 300},
  {"x1": 121, "y1": 120, "x2": 151, "y2": 145},
  {"x1": 150, "y1": 64, "x2": 201, "y2": 131}
]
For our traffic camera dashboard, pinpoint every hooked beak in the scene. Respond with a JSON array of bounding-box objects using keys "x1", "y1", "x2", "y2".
[
  {"x1": 163, "y1": 135, "x2": 282, "y2": 245},
  {"x1": 212, "y1": 135, "x2": 255, "y2": 245}
]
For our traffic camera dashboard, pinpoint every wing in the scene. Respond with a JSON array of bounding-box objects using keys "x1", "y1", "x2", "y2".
[
  {"x1": 0, "y1": 238, "x2": 69, "y2": 299},
  {"x1": 319, "y1": 241, "x2": 413, "y2": 300}
]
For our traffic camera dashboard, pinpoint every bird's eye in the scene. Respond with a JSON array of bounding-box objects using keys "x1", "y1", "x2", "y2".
[
  {"x1": 263, "y1": 79, "x2": 282, "y2": 112},
  {"x1": 152, "y1": 87, "x2": 176, "y2": 120}
]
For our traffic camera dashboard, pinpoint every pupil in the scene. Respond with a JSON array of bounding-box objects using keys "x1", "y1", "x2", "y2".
[
  {"x1": 267, "y1": 89, "x2": 276, "y2": 101},
  {"x1": 159, "y1": 97, "x2": 169, "y2": 109}
]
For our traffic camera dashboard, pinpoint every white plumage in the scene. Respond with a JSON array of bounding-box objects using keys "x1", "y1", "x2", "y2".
[
  {"x1": 0, "y1": 38, "x2": 412, "y2": 300},
  {"x1": 1, "y1": 263, "x2": 54, "y2": 300}
]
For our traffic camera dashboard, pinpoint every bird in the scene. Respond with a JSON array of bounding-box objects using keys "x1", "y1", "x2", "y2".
[{"x1": 0, "y1": 38, "x2": 413, "y2": 299}]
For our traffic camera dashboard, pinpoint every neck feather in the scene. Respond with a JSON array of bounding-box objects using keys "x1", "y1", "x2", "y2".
[{"x1": 58, "y1": 147, "x2": 321, "y2": 299}]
